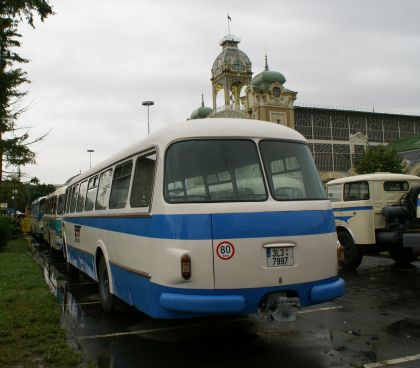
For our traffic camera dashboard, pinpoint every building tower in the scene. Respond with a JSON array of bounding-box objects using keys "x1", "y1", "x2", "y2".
[
  {"x1": 210, "y1": 34, "x2": 252, "y2": 115},
  {"x1": 244, "y1": 55, "x2": 297, "y2": 129}
]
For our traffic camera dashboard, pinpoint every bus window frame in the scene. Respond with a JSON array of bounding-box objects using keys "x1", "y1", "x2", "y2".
[
  {"x1": 109, "y1": 160, "x2": 134, "y2": 210},
  {"x1": 130, "y1": 150, "x2": 157, "y2": 210}
]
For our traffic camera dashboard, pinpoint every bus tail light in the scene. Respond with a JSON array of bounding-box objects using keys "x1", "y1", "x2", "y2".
[{"x1": 181, "y1": 254, "x2": 191, "y2": 280}]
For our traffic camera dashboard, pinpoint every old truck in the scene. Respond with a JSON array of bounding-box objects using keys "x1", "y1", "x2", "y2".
[{"x1": 326, "y1": 173, "x2": 420, "y2": 269}]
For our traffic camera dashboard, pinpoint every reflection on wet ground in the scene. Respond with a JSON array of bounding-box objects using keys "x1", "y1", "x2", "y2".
[{"x1": 31, "y1": 239, "x2": 420, "y2": 368}]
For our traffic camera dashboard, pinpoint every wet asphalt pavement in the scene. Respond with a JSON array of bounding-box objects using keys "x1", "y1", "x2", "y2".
[{"x1": 31, "y1": 239, "x2": 420, "y2": 368}]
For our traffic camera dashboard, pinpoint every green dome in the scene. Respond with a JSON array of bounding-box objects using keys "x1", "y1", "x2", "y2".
[
  {"x1": 190, "y1": 96, "x2": 212, "y2": 119},
  {"x1": 190, "y1": 106, "x2": 213, "y2": 120},
  {"x1": 250, "y1": 57, "x2": 286, "y2": 90}
]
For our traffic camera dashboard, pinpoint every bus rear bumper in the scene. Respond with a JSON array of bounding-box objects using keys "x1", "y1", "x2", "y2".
[
  {"x1": 159, "y1": 277, "x2": 345, "y2": 316},
  {"x1": 310, "y1": 278, "x2": 345, "y2": 303},
  {"x1": 160, "y1": 293, "x2": 246, "y2": 314}
]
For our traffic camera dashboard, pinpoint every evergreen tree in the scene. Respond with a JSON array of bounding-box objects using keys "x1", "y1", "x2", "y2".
[
  {"x1": 354, "y1": 145, "x2": 404, "y2": 175},
  {"x1": 0, "y1": 0, "x2": 53, "y2": 185}
]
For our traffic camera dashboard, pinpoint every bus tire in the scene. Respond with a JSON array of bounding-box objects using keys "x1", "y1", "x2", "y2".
[
  {"x1": 389, "y1": 246, "x2": 416, "y2": 265},
  {"x1": 337, "y1": 230, "x2": 363, "y2": 270},
  {"x1": 98, "y1": 257, "x2": 115, "y2": 312}
]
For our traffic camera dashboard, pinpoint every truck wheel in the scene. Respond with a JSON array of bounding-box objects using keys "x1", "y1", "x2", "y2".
[
  {"x1": 389, "y1": 246, "x2": 416, "y2": 265},
  {"x1": 98, "y1": 257, "x2": 115, "y2": 312},
  {"x1": 337, "y1": 230, "x2": 363, "y2": 270}
]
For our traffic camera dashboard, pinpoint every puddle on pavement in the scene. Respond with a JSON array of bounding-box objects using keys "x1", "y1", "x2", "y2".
[{"x1": 386, "y1": 318, "x2": 420, "y2": 338}]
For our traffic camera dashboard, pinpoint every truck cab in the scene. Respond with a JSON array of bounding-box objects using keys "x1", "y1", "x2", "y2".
[{"x1": 327, "y1": 173, "x2": 420, "y2": 269}]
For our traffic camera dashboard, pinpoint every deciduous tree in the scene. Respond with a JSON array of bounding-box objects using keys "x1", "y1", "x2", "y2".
[{"x1": 354, "y1": 145, "x2": 404, "y2": 174}]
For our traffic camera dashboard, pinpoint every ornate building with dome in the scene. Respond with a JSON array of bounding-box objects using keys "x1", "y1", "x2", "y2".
[{"x1": 189, "y1": 32, "x2": 420, "y2": 181}]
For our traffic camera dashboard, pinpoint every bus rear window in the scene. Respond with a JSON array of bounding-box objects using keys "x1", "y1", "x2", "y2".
[
  {"x1": 259, "y1": 140, "x2": 325, "y2": 200},
  {"x1": 164, "y1": 140, "x2": 267, "y2": 203}
]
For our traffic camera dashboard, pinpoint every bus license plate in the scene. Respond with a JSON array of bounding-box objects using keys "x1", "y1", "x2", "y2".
[{"x1": 266, "y1": 247, "x2": 294, "y2": 267}]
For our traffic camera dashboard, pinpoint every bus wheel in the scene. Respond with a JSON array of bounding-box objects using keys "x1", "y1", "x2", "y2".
[
  {"x1": 337, "y1": 230, "x2": 363, "y2": 270},
  {"x1": 98, "y1": 257, "x2": 115, "y2": 312},
  {"x1": 389, "y1": 246, "x2": 416, "y2": 265}
]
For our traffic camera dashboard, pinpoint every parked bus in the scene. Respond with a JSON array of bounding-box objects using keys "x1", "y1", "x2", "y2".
[
  {"x1": 30, "y1": 196, "x2": 47, "y2": 239},
  {"x1": 43, "y1": 186, "x2": 66, "y2": 251},
  {"x1": 62, "y1": 118, "x2": 344, "y2": 319}
]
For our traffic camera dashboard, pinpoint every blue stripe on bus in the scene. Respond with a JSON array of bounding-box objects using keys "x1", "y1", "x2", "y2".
[
  {"x1": 332, "y1": 206, "x2": 373, "y2": 212},
  {"x1": 211, "y1": 210, "x2": 335, "y2": 239},
  {"x1": 64, "y1": 210, "x2": 336, "y2": 240},
  {"x1": 417, "y1": 199, "x2": 420, "y2": 206},
  {"x1": 334, "y1": 215, "x2": 353, "y2": 223}
]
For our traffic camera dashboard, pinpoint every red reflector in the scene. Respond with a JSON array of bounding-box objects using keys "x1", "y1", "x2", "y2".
[{"x1": 181, "y1": 254, "x2": 191, "y2": 280}]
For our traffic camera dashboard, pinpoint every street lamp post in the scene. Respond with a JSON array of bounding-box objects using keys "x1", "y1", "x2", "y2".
[
  {"x1": 142, "y1": 101, "x2": 154, "y2": 135},
  {"x1": 87, "y1": 149, "x2": 94, "y2": 168},
  {"x1": 12, "y1": 189, "x2": 17, "y2": 215}
]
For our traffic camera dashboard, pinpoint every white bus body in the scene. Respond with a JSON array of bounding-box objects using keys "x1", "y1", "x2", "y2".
[
  {"x1": 30, "y1": 196, "x2": 47, "y2": 239},
  {"x1": 62, "y1": 119, "x2": 344, "y2": 319},
  {"x1": 43, "y1": 186, "x2": 67, "y2": 250},
  {"x1": 327, "y1": 173, "x2": 420, "y2": 269}
]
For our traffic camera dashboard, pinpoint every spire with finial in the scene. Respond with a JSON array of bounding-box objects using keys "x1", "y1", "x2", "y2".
[
  {"x1": 201, "y1": 93, "x2": 204, "y2": 107},
  {"x1": 265, "y1": 54, "x2": 269, "y2": 71}
]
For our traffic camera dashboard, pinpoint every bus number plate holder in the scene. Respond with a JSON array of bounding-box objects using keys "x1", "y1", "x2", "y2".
[{"x1": 266, "y1": 247, "x2": 294, "y2": 267}]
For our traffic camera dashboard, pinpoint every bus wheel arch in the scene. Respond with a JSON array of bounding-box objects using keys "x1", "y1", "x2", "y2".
[
  {"x1": 95, "y1": 244, "x2": 116, "y2": 312},
  {"x1": 337, "y1": 227, "x2": 363, "y2": 270}
]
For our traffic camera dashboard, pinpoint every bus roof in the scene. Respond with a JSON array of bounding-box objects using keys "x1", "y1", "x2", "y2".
[
  {"x1": 31, "y1": 195, "x2": 47, "y2": 205},
  {"x1": 46, "y1": 185, "x2": 67, "y2": 199},
  {"x1": 67, "y1": 118, "x2": 306, "y2": 186},
  {"x1": 327, "y1": 173, "x2": 420, "y2": 185}
]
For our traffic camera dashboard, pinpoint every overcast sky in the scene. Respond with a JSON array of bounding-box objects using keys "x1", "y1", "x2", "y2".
[{"x1": 15, "y1": 0, "x2": 420, "y2": 184}]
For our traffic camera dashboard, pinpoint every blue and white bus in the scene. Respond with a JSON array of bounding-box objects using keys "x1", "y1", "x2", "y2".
[
  {"x1": 43, "y1": 186, "x2": 67, "y2": 251},
  {"x1": 62, "y1": 118, "x2": 344, "y2": 319},
  {"x1": 31, "y1": 196, "x2": 47, "y2": 240}
]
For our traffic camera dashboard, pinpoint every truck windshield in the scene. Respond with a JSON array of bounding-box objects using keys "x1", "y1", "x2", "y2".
[
  {"x1": 164, "y1": 139, "x2": 267, "y2": 203},
  {"x1": 259, "y1": 140, "x2": 326, "y2": 201}
]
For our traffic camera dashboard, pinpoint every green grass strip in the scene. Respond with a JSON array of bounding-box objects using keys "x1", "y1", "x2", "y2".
[{"x1": 0, "y1": 238, "x2": 83, "y2": 367}]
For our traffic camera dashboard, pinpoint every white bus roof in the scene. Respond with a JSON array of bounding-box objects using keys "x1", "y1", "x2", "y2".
[
  {"x1": 31, "y1": 195, "x2": 47, "y2": 205},
  {"x1": 67, "y1": 118, "x2": 306, "y2": 186},
  {"x1": 327, "y1": 173, "x2": 420, "y2": 185},
  {"x1": 46, "y1": 185, "x2": 67, "y2": 199}
]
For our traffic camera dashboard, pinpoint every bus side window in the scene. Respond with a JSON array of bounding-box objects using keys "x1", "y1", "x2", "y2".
[
  {"x1": 130, "y1": 153, "x2": 156, "y2": 208},
  {"x1": 76, "y1": 181, "x2": 88, "y2": 212},
  {"x1": 57, "y1": 194, "x2": 65, "y2": 215},
  {"x1": 207, "y1": 171, "x2": 234, "y2": 200},
  {"x1": 64, "y1": 188, "x2": 70, "y2": 213},
  {"x1": 52, "y1": 196, "x2": 57, "y2": 215},
  {"x1": 95, "y1": 168, "x2": 113, "y2": 210},
  {"x1": 109, "y1": 161, "x2": 133, "y2": 209},
  {"x1": 85, "y1": 176, "x2": 98, "y2": 211},
  {"x1": 69, "y1": 184, "x2": 80, "y2": 213}
]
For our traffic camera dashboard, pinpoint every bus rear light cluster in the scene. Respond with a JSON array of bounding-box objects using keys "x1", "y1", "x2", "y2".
[{"x1": 181, "y1": 254, "x2": 191, "y2": 280}]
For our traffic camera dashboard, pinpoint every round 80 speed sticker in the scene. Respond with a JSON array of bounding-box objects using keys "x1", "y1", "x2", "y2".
[{"x1": 216, "y1": 241, "x2": 235, "y2": 260}]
